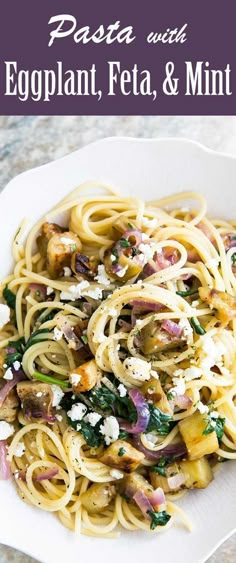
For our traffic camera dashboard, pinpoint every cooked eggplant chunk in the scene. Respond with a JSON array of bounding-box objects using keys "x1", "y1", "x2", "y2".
[
  {"x1": 150, "y1": 457, "x2": 213, "y2": 492},
  {"x1": 0, "y1": 380, "x2": 19, "y2": 423},
  {"x1": 104, "y1": 248, "x2": 143, "y2": 282},
  {"x1": 16, "y1": 381, "x2": 55, "y2": 422},
  {"x1": 69, "y1": 359, "x2": 102, "y2": 393},
  {"x1": 37, "y1": 222, "x2": 65, "y2": 257},
  {"x1": 99, "y1": 440, "x2": 144, "y2": 472},
  {"x1": 199, "y1": 287, "x2": 236, "y2": 326},
  {"x1": 80, "y1": 483, "x2": 116, "y2": 514},
  {"x1": 124, "y1": 472, "x2": 154, "y2": 498},
  {"x1": 71, "y1": 253, "x2": 99, "y2": 280},
  {"x1": 178, "y1": 411, "x2": 219, "y2": 460},
  {"x1": 140, "y1": 320, "x2": 187, "y2": 355},
  {"x1": 46, "y1": 231, "x2": 82, "y2": 278},
  {"x1": 141, "y1": 377, "x2": 173, "y2": 415}
]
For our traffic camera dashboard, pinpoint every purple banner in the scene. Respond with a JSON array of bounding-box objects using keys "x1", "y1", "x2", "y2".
[{"x1": 0, "y1": 0, "x2": 235, "y2": 115}]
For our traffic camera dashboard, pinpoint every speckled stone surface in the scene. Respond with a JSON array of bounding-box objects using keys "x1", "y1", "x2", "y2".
[{"x1": 0, "y1": 115, "x2": 236, "y2": 562}]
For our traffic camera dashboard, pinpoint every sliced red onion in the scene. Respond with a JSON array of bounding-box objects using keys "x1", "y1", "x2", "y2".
[
  {"x1": 59, "y1": 320, "x2": 83, "y2": 351},
  {"x1": 155, "y1": 252, "x2": 170, "y2": 270},
  {"x1": 133, "y1": 489, "x2": 153, "y2": 518},
  {"x1": 174, "y1": 394, "x2": 192, "y2": 410},
  {"x1": 0, "y1": 441, "x2": 10, "y2": 480},
  {"x1": 121, "y1": 229, "x2": 143, "y2": 247},
  {"x1": 29, "y1": 283, "x2": 47, "y2": 300},
  {"x1": 131, "y1": 300, "x2": 164, "y2": 312},
  {"x1": 141, "y1": 262, "x2": 160, "y2": 278},
  {"x1": 161, "y1": 319, "x2": 183, "y2": 337},
  {"x1": 118, "y1": 319, "x2": 132, "y2": 331},
  {"x1": 119, "y1": 389, "x2": 150, "y2": 434},
  {"x1": 35, "y1": 467, "x2": 59, "y2": 481},
  {"x1": 132, "y1": 434, "x2": 187, "y2": 461},
  {"x1": 149, "y1": 487, "x2": 166, "y2": 509},
  {"x1": 167, "y1": 473, "x2": 186, "y2": 490},
  {"x1": 187, "y1": 249, "x2": 200, "y2": 263},
  {"x1": 6, "y1": 346, "x2": 18, "y2": 355},
  {"x1": 0, "y1": 370, "x2": 26, "y2": 408}
]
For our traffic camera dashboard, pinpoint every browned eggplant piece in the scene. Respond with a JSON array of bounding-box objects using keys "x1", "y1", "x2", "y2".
[
  {"x1": 16, "y1": 381, "x2": 55, "y2": 422},
  {"x1": 141, "y1": 377, "x2": 173, "y2": 415},
  {"x1": 123, "y1": 472, "x2": 154, "y2": 498},
  {"x1": 103, "y1": 248, "x2": 143, "y2": 282},
  {"x1": 80, "y1": 483, "x2": 116, "y2": 514},
  {"x1": 71, "y1": 253, "x2": 99, "y2": 280},
  {"x1": 0, "y1": 351, "x2": 6, "y2": 377},
  {"x1": 46, "y1": 231, "x2": 82, "y2": 279},
  {"x1": 0, "y1": 379, "x2": 19, "y2": 423},
  {"x1": 199, "y1": 287, "x2": 236, "y2": 327},
  {"x1": 99, "y1": 440, "x2": 144, "y2": 472},
  {"x1": 140, "y1": 320, "x2": 187, "y2": 355},
  {"x1": 69, "y1": 359, "x2": 102, "y2": 393},
  {"x1": 37, "y1": 222, "x2": 65, "y2": 257}
]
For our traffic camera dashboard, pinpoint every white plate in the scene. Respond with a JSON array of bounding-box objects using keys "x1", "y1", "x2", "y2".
[{"x1": 0, "y1": 137, "x2": 236, "y2": 563}]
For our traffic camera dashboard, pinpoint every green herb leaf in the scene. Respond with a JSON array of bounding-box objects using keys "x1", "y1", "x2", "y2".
[
  {"x1": 232, "y1": 253, "x2": 236, "y2": 265},
  {"x1": 78, "y1": 420, "x2": 103, "y2": 447},
  {"x1": 32, "y1": 371, "x2": 70, "y2": 388},
  {"x1": 146, "y1": 509, "x2": 171, "y2": 530},
  {"x1": 190, "y1": 317, "x2": 206, "y2": 335},
  {"x1": 5, "y1": 337, "x2": 25, "y2": 367},
  {"x1": 203, "y1": 415, "x2": 225, "y2": 440},
  {"x1": 150, "y1": 458, "x2": 169, "y2": 476},
  {"x1": 176, "y1": 289, "x2": 198, "y2": 297},
  {"x1": 81, "y1": 334, "x2": 88, "y2": 345},
  {"x1": 89, "y1": 385, "x2": 117, "y2": 412},
  {"x1": 3, "y1": 285, "x2": 16, "y2": 310},
  {"x1": 111, "y1": 248, "x2": 119, "y2": 265},
  {"x1": 119, "y1": 238, "x2": 131, "y2": 248},
  {"x1": 146, "y1": 404, "x2": 173, "y2": 436},
  {"x1": 118, "y1": 447, "x2": 126, "y2": 457},
  {"x1": 128, "y1": 223, "x2": 134, "y2": 229}
]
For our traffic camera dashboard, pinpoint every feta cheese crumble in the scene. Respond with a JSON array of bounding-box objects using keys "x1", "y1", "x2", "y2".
[
  {"x1": 55, "y1": 414, "x2": 63, "y2": 422},
  {"x1": 95, "y1": 264, "x2": 111, "y2": 287},
  {"x1": 197, "y1": 401, "x2": 209, "y2": 414},
  {"x1": 178, "y1": 318, "x2": 193, "y2": 344},
  {"x1": 123, "y1": 357, "x2": 153, "y2": 381},
  {"x1": 51, "y1": 385, "x2": 65, "y2": 407},
  {"x1": 14, "y1": 441, "x2": 25, "y2": 457},
  {"x1": 199, "y1": 335, "x2": 225, "y2": 371},
  {"x1": 0, "y1": 304, "x2": 10, "y2": 330},
  {"x1": 99, "y1": 416, "x2": 119, "y2": 445},
  {"x1": 67, "y1": 402, "x2": 87, "y2": 421},
  {"x1": 53, "y1": 327, "x2": 63, "y2": 341},
  {"x1": 3, "y1": 367, "x2": 14, "y2": 381},
  {"x1": 70, "y1": 373, "x2": 81, "y2": 386},
  {"x1": 13, "y1": 361, "x2": 21, "y2": 371},
  {"x1": 171, "y1": 377, "x2": 186, "y2": 395},
  {"x1": 46, "y1": 286, "x2": 54, "y2": 296},
  {"x1": 116, "y1": 265, "x2": 128, "y2": 278},
  {"x1": 60, "y1": 280, "x2": 90, "y2": 301},
  {"x1": 117, "y1": 383, "x2": 127, "y2": 397},
  {"x1": 0, "y1": 421, "x2": 14, "y2": 440},
  {"x1": 36, "y1": 392, "x2": 43, "y2": 398},
  {"x1": 63, "y1": 267, "x2": 72, "y2": 277},
  {"x1": 84, "y1": 412, "x2": 102, "y2": 427},
  {"x1": 110, "y1": 469, "x2": 124, "y2": 479}
]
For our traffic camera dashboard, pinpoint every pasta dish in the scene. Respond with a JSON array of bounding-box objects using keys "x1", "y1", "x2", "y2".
[{"x1": 0, "y1": 183, "x2": 236, "y2": 537}]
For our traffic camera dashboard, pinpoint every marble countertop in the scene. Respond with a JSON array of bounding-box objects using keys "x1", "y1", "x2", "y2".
[{"x1": 0, "y1": 115, "x2": 236, "y2": 563}]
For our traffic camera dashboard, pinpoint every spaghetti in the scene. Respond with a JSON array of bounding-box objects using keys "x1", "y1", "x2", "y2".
[{"x1": 0, "y1": 183, "x2": 236, "y2": 536}]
